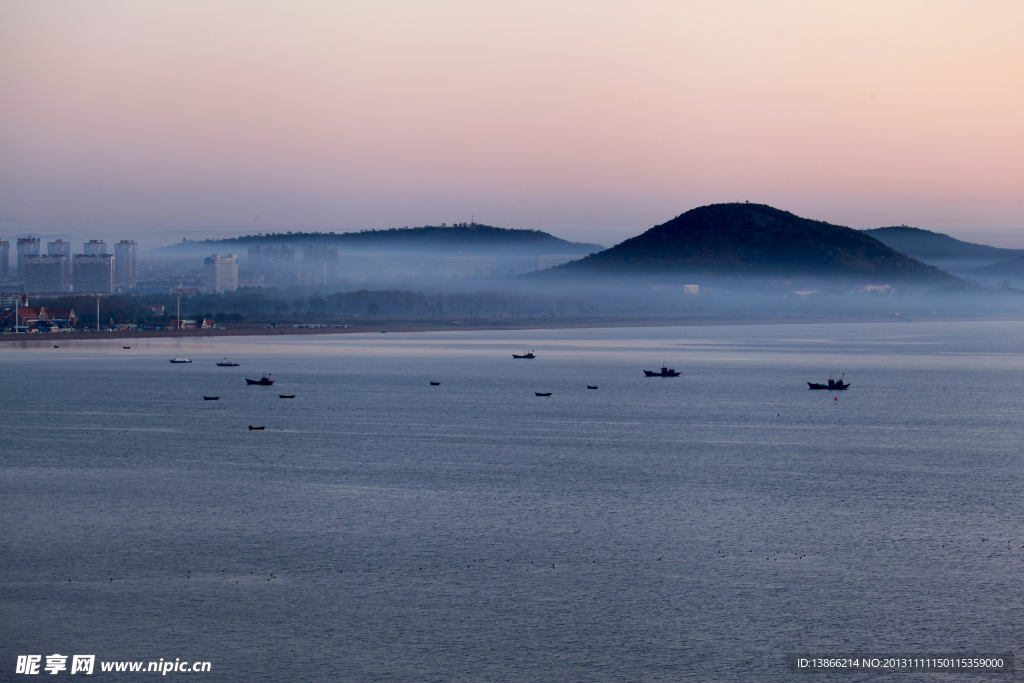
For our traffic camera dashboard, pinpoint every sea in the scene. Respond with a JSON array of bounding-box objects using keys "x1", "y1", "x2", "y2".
[{"x1": 1, "y1": 321, "x2": 1022, "y2": 682}]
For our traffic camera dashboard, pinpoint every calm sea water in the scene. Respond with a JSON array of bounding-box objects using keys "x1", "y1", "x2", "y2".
[{"x1": 1, "y1": 322, "x2": 1022, "y2": 682}]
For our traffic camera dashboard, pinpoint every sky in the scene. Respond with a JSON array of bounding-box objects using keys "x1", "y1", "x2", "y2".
[{"x1": 1, "y1": 0, "x2": 1022, "y2": 250}]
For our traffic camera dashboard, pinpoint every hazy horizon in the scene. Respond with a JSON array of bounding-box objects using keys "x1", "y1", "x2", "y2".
[{"x1": 2, "y1": 1, "x2": 1022, "y2": 250}]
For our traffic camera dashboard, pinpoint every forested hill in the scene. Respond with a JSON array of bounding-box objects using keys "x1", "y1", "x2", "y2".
[
  {"x1": 158, "y1": 223, "x2": 602, "y2": 253},
  {"x1": 544, "y1": 203, "x2": 956, "y2": 282}
]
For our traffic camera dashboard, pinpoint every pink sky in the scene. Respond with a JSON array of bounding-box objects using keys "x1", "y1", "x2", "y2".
[{"x1": 1, "y1": 0, "x2": 1022, "y2": 248}]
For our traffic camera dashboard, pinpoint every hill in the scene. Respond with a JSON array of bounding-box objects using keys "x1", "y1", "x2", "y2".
[
  {"x1": 863, "y1": 226, "x2": 1024, "y2": 263},
  {"x1": 546, "y1": 203, "x2": 955, "y2": 282},
  {"x1": 158, "y1": 223, "x2": 602, "y2": 254},
  {"x1": 966, "y1": 255, "x2": 1024, "y2": 284}
]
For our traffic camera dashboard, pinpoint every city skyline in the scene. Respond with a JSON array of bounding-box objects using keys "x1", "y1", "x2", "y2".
[{"x1": 2, "y1": 1, "x2": 1022, "y2": 249}]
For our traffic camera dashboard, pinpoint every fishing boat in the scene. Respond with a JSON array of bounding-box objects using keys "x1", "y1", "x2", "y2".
[
  {"x1": 123, "y1": 346, "x2": 130, "y2": 349},
  {"x1": 245, "y1": 374, "x2": 274, "y2": 385},
  {"x1": 278, "y1": 395, "x2": 295, "y2": 399},
  {"x1": 216, "y1": 359, "x2": 240, "y2": 367},
  {"x1": 430, "y1": 382, "x2": 441, "y2": 386},
  {"x1": 248, "y1": 425, "x2": 265, "y2": 430},
  {"x1": 513, "y1": 351, "x2": 536, "y2": 359},
  {"x1": 808, "y1": 374, "x2": 850, "y2": 390},
  {"x1": 535, "y1": 392, "x2": 552, "y2": 396},
  {"x1": 203, "y1": 396, "x2": 219, "y2": 400},
  {"x1": 644, "y1": 366, "x2": 680, "y2": 377},
  {"x1": 587, "y1": 385, "x2": 598, "y2": 390},
  {"x1": 170, "y1": 356, "x2": 192, "y2": 363}
]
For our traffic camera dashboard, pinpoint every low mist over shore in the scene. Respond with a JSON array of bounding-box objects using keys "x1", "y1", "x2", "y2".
[{"x1": 4, "y1": 203, "x2": 1023, "y2": 339}]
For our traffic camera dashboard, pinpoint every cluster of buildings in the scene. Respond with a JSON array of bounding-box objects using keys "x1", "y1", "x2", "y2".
[
  {"x1": 247, "y1": 244, "x2": 339, "y2": 284},
  {"x1": 0, "y1": 238, "x2": 138, "y2": 295}
]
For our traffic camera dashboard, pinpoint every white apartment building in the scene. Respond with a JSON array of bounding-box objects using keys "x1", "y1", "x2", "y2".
[
  {"x1": 24, "y1": 255, "x2": 67, "y2": 293},
  {"x1": 204, "y1": 254, "x2": 238, "y2": 293},
  {"x1": 248, "y1": 244, "x2": 296, "y2": 272},
  {"x1": 114, "y1": 240, "x2": 138, "y2": 284},
  {"x1": 47, "y1": 240, "x2": 73, "y2": 281},
  {"x1": 73, "y1": 254, "x2": 115, "y2": 293},
  {"x1": 303, "y1": 245, "x2": 339, "y2": 282},
  {"x1": 17, "y1": 238, "x2": 40, "y2": 278},
  {"x1": 84, "y1": 240, "x2": 107, "y2": 256}
]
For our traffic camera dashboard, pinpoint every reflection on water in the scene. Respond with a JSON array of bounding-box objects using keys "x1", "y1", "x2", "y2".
[{"x1": 2, "y1": 321, "x2": 1023, "y2": 682}]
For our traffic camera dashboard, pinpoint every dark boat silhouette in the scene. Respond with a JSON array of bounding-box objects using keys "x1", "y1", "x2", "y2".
[
  {"x1": 513, "y1": 351, "x2": 535, "y2": 359},
  {"x1": 203, "y1": 396, "x2": 219, "y2": 400},
  {"x1": 587, "y1": 385, "x2": 598, "y2": 390},
  {"x1": 217, "y1": 359, "x2": 240, "y2": 366},
  {"x1": 279, "y1": 395, "x2": 295, "y2": 399},
  {"x1": 430, "y1": 382, "x2": 440, "y2": 386},
  {"x1": 123, "y1": 346, "x2": 130, "y2": 349},
  {"x1": 248, "y1": 425, "x2": 265, "y2": 430},
  {"x1": 644, "y1": 366, "x2": 681, "y2": 377},
  {"x1": 535, "y1": 392, "x2": 552, "y2": 396},
  {"x1": 808, "y1": 374, "x2": 850, "y2": 390},
  {"x1": 246, "y1": 374, "x2": 274, "y2": 385}
]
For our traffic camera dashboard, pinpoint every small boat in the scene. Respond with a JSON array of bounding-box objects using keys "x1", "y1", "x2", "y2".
[
  {"x1": 513, "y1": 351, "x2": 536, "y2": 359},
  {"x1": 170, "y1": 356, "x2": 192, "y2": 363},
  {"x1": 278, "y1": 395, "x2": 295, "y2": 399},
  {"x1": 216, "y1": 359, "x2": 240, "y2": 367},
  {"x1": 53, "y1": 345, "x2": 58, "y2": 348},
  {"x1": 245, "y1": 374, "x2": 274, "y2": 385},
  {"x1": 644, "y1": 366, "x2": 680, "y2": 377},
  {"x1": 430, "y1": 382, "x2": 441, "y2": 386},
  {"x1": 808, "y1": 374, "x2": 850, "y2": 390},
  {"x1": 535, "y1": 392, "x2": 552, "y2": 397},
  {"x1": 123, "y1": 346, "x2": 130, "y2": 349},
  {"x1": 203, "y1": 396, "x2": 219, "y2": 400},
  {"x1": 248, "y1": 425, "x2": 265, "y2": 430},
  {"x1": 587, "y1": 385, "x2": 598, "y2": 390}
]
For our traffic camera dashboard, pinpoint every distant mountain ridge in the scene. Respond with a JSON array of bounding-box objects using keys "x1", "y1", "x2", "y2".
[
  {"x1": 158, "y1": 224, "x2": 602, "y2": 254},
  {"x1": 545, "y1": 203, "x2": 955, "y2": 282},
  {"x1": 864, "y1": 226, "x2": 1024, "y2": 262}
]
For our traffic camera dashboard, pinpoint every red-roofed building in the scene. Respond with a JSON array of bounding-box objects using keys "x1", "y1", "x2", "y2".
[
  {"x1": 46, "y1": 309, "x2": 78, "y2": 326},
  {"x1": 0, "y1": 305, "x2": 77, "y2": 330}
]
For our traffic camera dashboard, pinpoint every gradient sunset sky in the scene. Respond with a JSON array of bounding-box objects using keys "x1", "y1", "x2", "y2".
[{"x1": 1, "y1": 0, "x2": 1021, "y2": 248}]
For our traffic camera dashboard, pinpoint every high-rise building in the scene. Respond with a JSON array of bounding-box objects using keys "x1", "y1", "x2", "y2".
[
  {"x1": 17, "y1": 238, "x2": 40, "y2": 278},
  {"x1": 114, "y1": 240, "x2": 138, "y2": 284},
  {"x1": 303, "y1": 245, "x2": 339, "y2": 283},
  {"x1": 0, "y1": 241, "x2": 9, "y2": 278},
  {"x1": 47, "y1": 240, "x2": 73, "y2": 281},
  {"x1": 72, "y1": 254, "x2": 115, "y2": 293},
  {"x1": 24, "y1": 255, "x2": 67, "y2": 293},
  {"x1": 248, "y1": 245, "x2": 271, "y2": 272},
  {"x1": 83, "y1": 240, "x2": 107, "y2": 256},
  {"x1": 203, "y1": 254, "x2": 238, "y2": 294},
  {"x1": 247, "y1": 244, "x2": 296, "y2": 272}
]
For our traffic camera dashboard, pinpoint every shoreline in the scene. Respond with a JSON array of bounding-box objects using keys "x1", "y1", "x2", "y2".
[{"x1": 3, "y1": 314, "x2": 1024, "y2": 344}]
